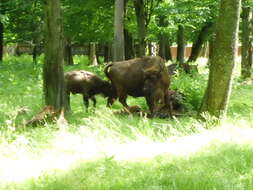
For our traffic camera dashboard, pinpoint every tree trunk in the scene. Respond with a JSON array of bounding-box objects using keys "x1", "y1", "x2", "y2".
[
  {"x1": 158, "y1": 15, "x2": 171, "y2": 61},
  {"x1": 64, "y1": 37, "x2": 74, "y2": 66},
  {"x1": 177, "y1": 25, "x2": 185, "y2": 66},
  {"x1": 124, "y1": 29, "x2": 134, "y2": 60},
  {"x1": 113, "y1": 0, "x2": 125, "y2": 61},
  {"x1": 0, "y1": 21, "x2": 3, "y2": 62},
  {"x1": 104, "y1": 43, "x2": 112, "y2": 63},
  {"x1": 165, "y1": 42, "x2": 172, "y2": 61},
  {"x1": 241, "y1": 7, "x2": 252, "y2": 79},
  {"x1": 187, "y1": 22, "x2": 213, "y2": 63},
  {"x1": 134, "y1": 0, "x2": 146, "y2": 57},
  {"x1": 199, "y1": 0, "x2": 241, "y2": 118},
  {"x1": 89, "y1": 42, "x2": 98, "y2": 65},
  {"x1": 43, "y1": 0, "x2": 69, "y2": 112},
  {"x1": 15, "y1": 43, "x2": 21, "y2": 56},
  {"x1": 32, "y1": 45, "x2": 37, "y2": 64}
]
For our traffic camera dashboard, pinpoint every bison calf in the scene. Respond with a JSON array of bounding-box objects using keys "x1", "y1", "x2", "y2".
[{"x1": 65, "y1": 70, "x2": 116, "y2": 111}]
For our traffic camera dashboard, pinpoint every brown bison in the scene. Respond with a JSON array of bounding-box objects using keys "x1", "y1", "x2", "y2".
[
  {"x1": 65, "y1": 70, "x2": 116, "y2": 111},
  {"x1": 104, "y1": 56, "x2": 171, "y2": 116}
]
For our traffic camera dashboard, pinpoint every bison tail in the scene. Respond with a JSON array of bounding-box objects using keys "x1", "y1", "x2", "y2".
[{"x1": 104, "y1": 63, "x2": 113, "y2": 79}]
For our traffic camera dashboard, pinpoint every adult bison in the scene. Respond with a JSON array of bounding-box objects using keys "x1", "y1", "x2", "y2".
[
  {"x1": 65, "y1": 70, "x2": 116, "y2": 111},
  {"x1": 104, "y1": 56, "x2": 171, "y2": 116}
]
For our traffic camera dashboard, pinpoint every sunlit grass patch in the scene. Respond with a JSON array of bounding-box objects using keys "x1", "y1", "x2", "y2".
[{"x1": 3, "y1": 124, "x2": 253, "y2": 190}]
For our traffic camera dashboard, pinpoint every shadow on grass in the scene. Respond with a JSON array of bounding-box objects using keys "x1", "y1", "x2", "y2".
[{"x1": 6, "y1": 142, "x2": 253, "y2": 190}]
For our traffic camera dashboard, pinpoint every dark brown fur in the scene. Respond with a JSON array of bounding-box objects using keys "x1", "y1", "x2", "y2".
[
  {"x1": 104, "y1": 56, "x2": 171, "y2": 116},
  {"x1": 65, "y1": 70, "x2": 116, "y2": 110}
]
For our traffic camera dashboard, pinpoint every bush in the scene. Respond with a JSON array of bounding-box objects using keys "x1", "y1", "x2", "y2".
[{"x1": 170, "y1": 71, "x2": 208, "y2": 113}]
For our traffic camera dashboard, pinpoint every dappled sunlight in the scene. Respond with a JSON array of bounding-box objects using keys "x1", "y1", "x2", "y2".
[{"x1": 1, "y1": 121, "x2": 253, "y2": 184}]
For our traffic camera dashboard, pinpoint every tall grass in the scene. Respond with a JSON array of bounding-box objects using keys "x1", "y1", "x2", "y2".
[{"x1": 1, "y1": 55, "x2": 253, "y2": 190}]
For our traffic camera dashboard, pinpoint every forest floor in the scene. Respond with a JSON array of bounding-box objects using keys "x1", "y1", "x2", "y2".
[{"x1": 0, "y1": 55, "x2": 253, "y2": 190}]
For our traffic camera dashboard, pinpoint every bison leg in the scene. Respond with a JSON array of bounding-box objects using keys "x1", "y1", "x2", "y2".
[
  {"x1": 119, "y1": 93, "x2": 129, "y2": 109},
  {"x1": 90, "y1": 96, "x2": 96, "y2": 108},
  {"x1": 116, "y1": 87, "x2": 129, "y2": 109},
  {"x1": 107, "y1": 97, "x2": 115, "y2": 107},
  {"x1": 165, "y1": 90, "x2": 173, "y2": 118},
  {"x1": 145, "y1": 95, "x2": 155, "y2": 116},
  {"x1": 82, "y1": 95, "x2": 89, "y2": 111}
]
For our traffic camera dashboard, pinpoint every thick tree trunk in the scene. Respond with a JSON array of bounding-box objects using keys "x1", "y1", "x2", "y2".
[
  {"x1": 113, "y1": 0, "x2": 125, "y2": 61},
  {"x1": 134, "y1": 0, "x2": 146, "y2": 57},
  {"x1": 0, "y1": 21, "x2": 3, "y2": 62},
  {"x1": 199, "y1": 0, "x2": 241, "y2": 118},
  {"x1": 43, "y1": 0, "x2": 69, "y2": 112},
  {"x1": 89, "y1": 42, "x2": 98, "y2": 65},
  {"x1": 177, "y1": 25, "x2": 185, "y2": 66},
  {"x1": 241, "y1": 7, "x2": 252, "y2": 79},
  {"x1": 64, "y1": 38, "x2": 74, "y2": 66},
  {"x1": 187, "y1": 22, "x2": 213, "y2": 63}
]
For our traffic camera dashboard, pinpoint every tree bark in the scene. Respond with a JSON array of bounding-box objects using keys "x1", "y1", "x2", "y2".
[
  {"x1": 64, "y1": 37, "x2": 74, "y2": 66},
  {"x1": 158, "y1": 15, "x2": 172, "y2": 61},
  {"x1": 176, "y1": 25, "x2": 185, "y2": 66},
  {"x1": 32, "y1": 45, "x2": 37, "y2": 64},
  {"x1": 104, "y1": 43, "x2": 112, "y2": 63},
  {"x1": 0, "y1": 21, "x2": 3, "y2": 62},
  {"x1": 113, "y1": 0, "x2": 125, "y2": 61},
  {"x1": 187, "y1": 22, "x2": 213, "y2": 63},
  {"x1": 89, "y1": 42, "x2": 98, "y2": 65},
  {"x1": 199, "y1": 0, "x2": 241, "y2": 118},
  {"x1": 43, "y1": 0, "x2": 69, "y2": 112},
  {"x1": 124, "y1": 29, "x2": 134, "y2": 60},
  {"x1": 241, "y1": 7, "x2": 252, "y2": 79},
  {"x1": 134, "y1": 0, "x2": 146, "y2": 57}
]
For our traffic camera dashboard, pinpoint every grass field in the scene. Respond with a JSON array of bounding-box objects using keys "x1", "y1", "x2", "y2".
[{"x1": 1, "y1": 55, "x2": 253, "y2": 190}]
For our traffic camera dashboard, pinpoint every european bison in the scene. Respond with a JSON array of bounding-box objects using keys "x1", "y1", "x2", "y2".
[
  {"x1": 104, "y1": 56, "x2": 171, "y2": 116},
  {"x1": 65, "y1": 70, "x2": 116, "y2": 111}
]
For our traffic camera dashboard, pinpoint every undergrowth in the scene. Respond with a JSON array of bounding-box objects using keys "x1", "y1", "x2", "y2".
[{"x1": 1, "y1": 55, "x2": 253, "y2": 190}]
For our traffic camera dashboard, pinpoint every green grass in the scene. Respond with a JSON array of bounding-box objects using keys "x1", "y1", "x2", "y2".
[{"x1": 1, "y1": 55, "x2": 253, "y2": 190}]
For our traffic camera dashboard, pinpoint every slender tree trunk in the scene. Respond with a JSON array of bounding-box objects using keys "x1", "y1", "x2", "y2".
[
  {"x1": 64, "y1": 37, "x2": 74, "y2": 66},
  {"x1": 43, "y1": 0, "x2": 69, "y2": 111},
  {"x1": 32, "y1": 45, "x2": 37, "y2": 64},
  {"x1": 199, "y1": 0, "x2": 241, "y2": 118},
  {"x1": 188, "y1": 22, "x2": 213, "y2": 63},
  {"x1": 15, "y1": 43, "x2": 21, "y2": 56},
  {"x1": 113, "y1": 0, "x2": 125, "y2": 61},
  {"x1": 104, "y1": 43, "x2": 111, "y2": 63},
  {"x1": 89, "y1": 42, "x2": 98, "y2": 65},
  {"x1": 0, "y1": 21, "x2": 3, "y2": 62},
  {"x1": 165, "y1": 42, "x2": 172, "y2": 61},
  {"x1": 158, "y1": 15, "x2": 171, "y2": 61},
  {"x1": 241, "y1": 7, "x2": 252, "y2": 79},
  {"x1": 124, "y1": 29, "x2": 134, "y2": 60},
  {"x1": 177, "y1": 25, "x2": 185, "y2": 66},
  {"x1": 134, "y1": 0, "x2": 146, "y2": 57},
  {"x1": 158, "y1": 35, "x2": 165, "y2": 58}
]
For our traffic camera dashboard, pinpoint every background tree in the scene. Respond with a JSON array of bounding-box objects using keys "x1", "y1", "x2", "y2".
[
  {"x1": 241, "y1": 0, "x2": 253, "y2": 79},
  {"x1": 176, "y1": 24, "x2": 185, "y2": 66},
  {"x1": 0, "y1": 15, "x2": 4, "y2": 62},
  {"x1": 199, "y1": 0, "x2": 241, "y2": 118},
  {"x1": 43, "y1": 0, "x2": 69, "y2": 111},
  {"x1": 113, "y1": 0, "x2": 125, "y2": 61},
  {"x1": 133, "y1": 0, "x2": 160, "y2": 56}
]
